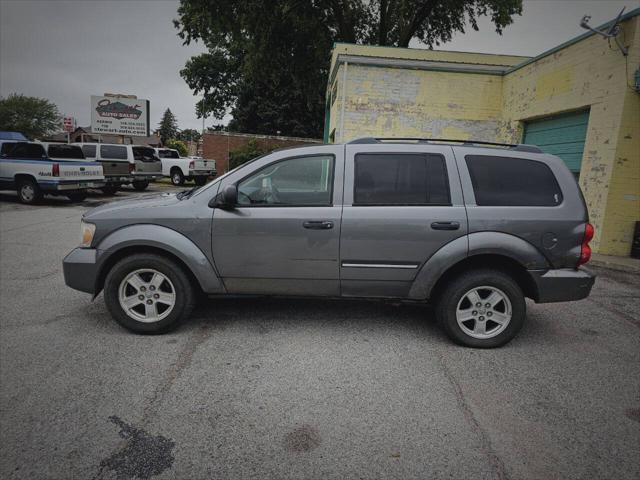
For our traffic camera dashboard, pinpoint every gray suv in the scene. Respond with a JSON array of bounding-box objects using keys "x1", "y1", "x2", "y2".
[{"x1": 63, "y1": 138, "x2": 595, "y2": 348}]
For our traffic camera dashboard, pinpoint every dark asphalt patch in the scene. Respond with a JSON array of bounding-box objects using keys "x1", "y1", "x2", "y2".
[
  {"x1": 99, "y1": 416, "x2": 175, "y2": 479},
  {"x1": 284, "y1": 424, "x2": 321, "y2": 453},
  {"x1": 625, "y1": 407, "x2": 640, "y2": 423}
]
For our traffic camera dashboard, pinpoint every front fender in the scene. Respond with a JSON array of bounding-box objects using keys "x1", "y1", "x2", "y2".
[
  {"x1": 408, "y1": 232, "x2": 550, "y2": 300},
  {"x1": 95, "y1": 224, "x2": 224, "y2": 294}
]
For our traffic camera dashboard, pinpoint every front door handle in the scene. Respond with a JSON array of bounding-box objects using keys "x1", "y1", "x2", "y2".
[
  {"x1": 303, "y1": 220, "x2": 334, "y2": 230},
  {"x1": 431, "y1": 221, "x2": 460, "y2": 231}
]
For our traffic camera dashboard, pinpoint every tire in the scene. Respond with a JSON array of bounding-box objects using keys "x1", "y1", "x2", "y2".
[
  {"x1": 170, "y1": 169, "x2": 185, "y2": 186},
  {"x1": 194, "y1": 176, "x2": 208, "y2": 186},
  {"x1": 104, "y1": 253, "x2": 195, "y2": 334},
  {"x1": 132, "y1": 180, "x2": 149, "y2": 191},
  {"x1": 101, "y1": 185, "x2": 119, "y2": 196},
  {"x1": 436, "y1": 269, "x2": 526, "y2": 348},
  {"x1": 17, "y1": 178, "x2": 43, "y2": 204},
  {"x1": 67, "y1": 192, "x2": 87, "y2": 203}
]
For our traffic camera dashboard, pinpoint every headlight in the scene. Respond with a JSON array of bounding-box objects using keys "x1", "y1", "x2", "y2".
[{"x1": 80, "y1": 220, "x2": 96, "y2": 248}]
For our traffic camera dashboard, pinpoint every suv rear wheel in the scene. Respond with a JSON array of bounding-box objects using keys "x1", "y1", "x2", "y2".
[
  {"x1": 104, "y1": 254, "x2": 195, "y2": 334},
  {"x1": 436, "y1": 269, "x2": 525, "y2": 348}
]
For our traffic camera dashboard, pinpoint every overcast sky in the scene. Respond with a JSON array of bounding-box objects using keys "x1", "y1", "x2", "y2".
[{"x1": 0, "y1": 0, "x2": 635, "y2": 132}]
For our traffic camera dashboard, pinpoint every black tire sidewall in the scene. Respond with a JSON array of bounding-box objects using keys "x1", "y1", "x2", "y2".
[
  {"x1": 194, "y1": 176, "x2": 207, "y2": 186},
  {"x1": 68, "y1": 193, "x2": 87, "y2": 202},
  {"x1": 18, "y1": 180, "x2": 41, "y2": 204},
  {"x1": 101, "y1": 186, "x2": 118, "y2": 196},
  {"x1": 437, "y1": 269, "x2": 526, "y2": 348},
  {"x1": 171, "y1": 170, "x2": 184, "y2": 186},
  {"x1": 132, "y1": 181, "x2": 149, "y2": 191},
  {"x1": 104, "y1": 254, "x2": 194, "y2": 334}
]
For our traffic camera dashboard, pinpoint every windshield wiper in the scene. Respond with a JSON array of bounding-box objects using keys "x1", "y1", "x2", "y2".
[{"x1": 177, "y1": 186, "x2": 199, "y2": 200}]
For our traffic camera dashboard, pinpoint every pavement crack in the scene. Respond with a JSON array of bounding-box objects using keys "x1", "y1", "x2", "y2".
[
  {"x1": 93, "y1": 325, "x2": 212, "y2": 480},
  {"x1": 437, "y1": 353, "x2": 509, "y2": 480}
]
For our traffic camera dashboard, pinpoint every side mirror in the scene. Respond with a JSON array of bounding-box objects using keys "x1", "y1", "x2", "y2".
[{"x1": 209, "y1": 184, "x2": 238, "y2": 209}]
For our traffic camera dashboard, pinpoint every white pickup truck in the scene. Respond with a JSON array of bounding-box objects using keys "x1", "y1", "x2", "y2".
[
  {"x1": 155, "y1": 148, "x2": 216, "y2": 186},
  {"x1": 0, "y1": 140, "x2": 104, "y2": 204}
]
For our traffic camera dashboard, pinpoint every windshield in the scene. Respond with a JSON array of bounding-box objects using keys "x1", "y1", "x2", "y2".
[
  {"x1": 158, "y1": 149, "x2": 179, "y2": 159},
  {"x1": 48, "y1": 144, "x2": 85, "y2": 159}
]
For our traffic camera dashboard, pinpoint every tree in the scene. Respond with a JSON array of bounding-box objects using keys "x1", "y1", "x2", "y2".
[
  {"x1": 178, "y1": 128, "x2": 201, "y2": 143},
  {"x1": 165, "y1": 139, "x2": 189, "y2": 156},
  {"x1": 0, "y1": 93, "x2": 60, "y2": 139},
  {"x1": 175, "y1": 0, "x2": 522, "y2": 138},
  {"x1": 158, "y1": 108, "x2": 179, "y2": 144},
  {"x1": 229, "y1": 139, "x2": 279, "y2": 170}
]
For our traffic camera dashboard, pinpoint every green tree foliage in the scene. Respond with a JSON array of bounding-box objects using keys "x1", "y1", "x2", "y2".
[
  {"x1": 0, "y1": 93, "x2": 60, "y2": 139},
  {"x1": 178, "y1": 128, "x2": 201, "y2": 143},
  {"x1": 229, "y1": 139, "x2": 281, "y2": 170},
  {"x1": 175, "y1": 0, "x2": 522, "y2": 138},
  {"x1": 165, "y1": 139, "x2": 189, "y2": 156},
  {"x1": 158, "y1": 108, "x2": 179, "y2": 144}
]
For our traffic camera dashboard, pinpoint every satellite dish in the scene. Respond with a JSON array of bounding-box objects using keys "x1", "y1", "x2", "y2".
[{"x1": 580, "y1": 7, "x2": 628, "y2": 56}]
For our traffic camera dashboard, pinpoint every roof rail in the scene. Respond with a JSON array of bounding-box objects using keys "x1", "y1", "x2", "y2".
[{"x1": 346, "y1": 137, "x2": 543, "y2": 153}]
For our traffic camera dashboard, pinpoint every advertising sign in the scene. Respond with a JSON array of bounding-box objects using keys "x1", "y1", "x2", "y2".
[
  {"x1": 62, "y1": 116, "x2": 76, "y2": 133},
  {"x1": 90, "y1": 95, "x2": 150, "y2": 136}
]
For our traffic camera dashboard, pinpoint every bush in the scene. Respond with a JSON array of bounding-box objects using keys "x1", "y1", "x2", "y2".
[
  {"x1": 229, "y1": 139, "x2": 281, "y2": 170},
  {"x1": 165, "y1": 139, "x2": 188, "y2": 157}
]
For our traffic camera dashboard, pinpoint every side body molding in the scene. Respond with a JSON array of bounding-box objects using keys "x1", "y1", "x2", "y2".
[
  {"x1": 95, "y1": 224, "x2": 224, "y2": 294},
  {"x1": 408, "y1": 232, "x2": 550, "y2": 300}
]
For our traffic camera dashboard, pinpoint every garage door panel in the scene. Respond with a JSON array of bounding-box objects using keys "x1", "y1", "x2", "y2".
[{"x1": 523, "y1": 110, "x2": 590, "y2": 174}]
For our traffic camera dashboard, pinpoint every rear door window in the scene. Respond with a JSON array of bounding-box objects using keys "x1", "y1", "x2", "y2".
[
  {"x1": 354, "y1": 153, "x2": 450, "y2": 205},
  {"x1": 100, "y1": 145, "x2": 128, "y2": 160},
  {"x1": 465, "y1": 155, "x2": 563, "y2": 206},
  {"x1": 48, "y1": 144, "x2": 85, "y2": 159}
]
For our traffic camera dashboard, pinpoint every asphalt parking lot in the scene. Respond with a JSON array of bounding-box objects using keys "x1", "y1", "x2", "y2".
[{"x1": 0, "y1": 184, "x2": 639, "y2": 480}]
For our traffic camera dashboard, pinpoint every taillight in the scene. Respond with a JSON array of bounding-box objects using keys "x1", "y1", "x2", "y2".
[
  {"x1": 129, "y1": 163, "x2": 135, "y2": 174},
  {"x1": 52, "y1": 163, "x2": 60, "y2": 176},
  {"x1": 189, "y1": 161, "x2": 195, "y2": 169},
  {"x1": 577, "y1": 223, "x2": 594, "y2": 266}
]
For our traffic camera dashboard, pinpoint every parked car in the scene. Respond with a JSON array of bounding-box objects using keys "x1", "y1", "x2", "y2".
[
  {"x1": 155, "y1": 148, "x2": 216, "y2": 186},
  {"x1": 0, "y1": 131, "x2": 28, "y2": 141},
  {"x1": 63, "y1": 138, "x2": 595, "y2": 347},
  {"x1": 0, "y1": 140, "x2": 104, "y2": 203},
  {"x1": 73, "y1": 143, "x2": 162, "y2": 194}
]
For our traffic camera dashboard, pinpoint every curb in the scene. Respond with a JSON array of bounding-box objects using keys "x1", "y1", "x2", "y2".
[{"x1": 588, "y1": 258, "x2": 640, "y2": 275}]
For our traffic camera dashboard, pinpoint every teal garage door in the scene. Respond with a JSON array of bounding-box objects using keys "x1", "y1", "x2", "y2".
[{"x1": 523, "y1": 110, "x2": 590, "y2": 174}]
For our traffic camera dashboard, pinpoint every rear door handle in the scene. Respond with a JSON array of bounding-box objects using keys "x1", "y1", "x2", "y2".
[
  {"x1": 303, "y1": 220, "x2": 334, "y2": 230},
  {"x1": 431, "y1": 221, "x2": 460, "y2": 231}
]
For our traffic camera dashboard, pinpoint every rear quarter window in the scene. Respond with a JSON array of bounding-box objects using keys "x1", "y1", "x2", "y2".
[
  {"x1": 48, "y1": 144, "x2": 85, "y2": 159},
  {"x1": 81, "y1": 145, "x2": 97, "y2": 158},
  {"x1": 465, "y1": 155, "x2": 563, "y2": 207},
  {"x1": 100, "y1": 145, "x2": 128, "y2": 160}
]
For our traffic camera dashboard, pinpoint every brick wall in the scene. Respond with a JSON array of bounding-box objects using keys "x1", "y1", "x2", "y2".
[{"x1": 203, "y1": 132, "x2": 321, "y2": 175}]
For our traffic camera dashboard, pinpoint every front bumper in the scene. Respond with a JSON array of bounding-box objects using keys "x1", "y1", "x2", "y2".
[
  {"x1": 530, "y1": 267, "x2": 595, "y2": 303},
  {"x1": 63, "y1": 248, "x2": 99, "y2": 294}
]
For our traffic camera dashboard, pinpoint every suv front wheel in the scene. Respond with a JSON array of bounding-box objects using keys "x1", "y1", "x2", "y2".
[
  {"x1": 436, "y1": 269, "x2": 525, "y2": 348},
  {"x1": 104, "y1": 253, "x2": 195, "y2": 334}
]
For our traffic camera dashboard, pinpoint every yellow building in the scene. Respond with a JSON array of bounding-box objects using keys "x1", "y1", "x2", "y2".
[{"x1": 325, "y1": 9, "x2": 640, "y2": 257}]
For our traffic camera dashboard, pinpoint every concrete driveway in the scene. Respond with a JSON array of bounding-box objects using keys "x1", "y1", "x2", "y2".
[{"x1": 1, "y1": 185, "x2": 639, "y2": 480}]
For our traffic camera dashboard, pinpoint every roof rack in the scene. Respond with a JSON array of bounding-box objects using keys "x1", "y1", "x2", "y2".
[{"x1": 347, "y1": 137, "x2": 543, "y2": 153}]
